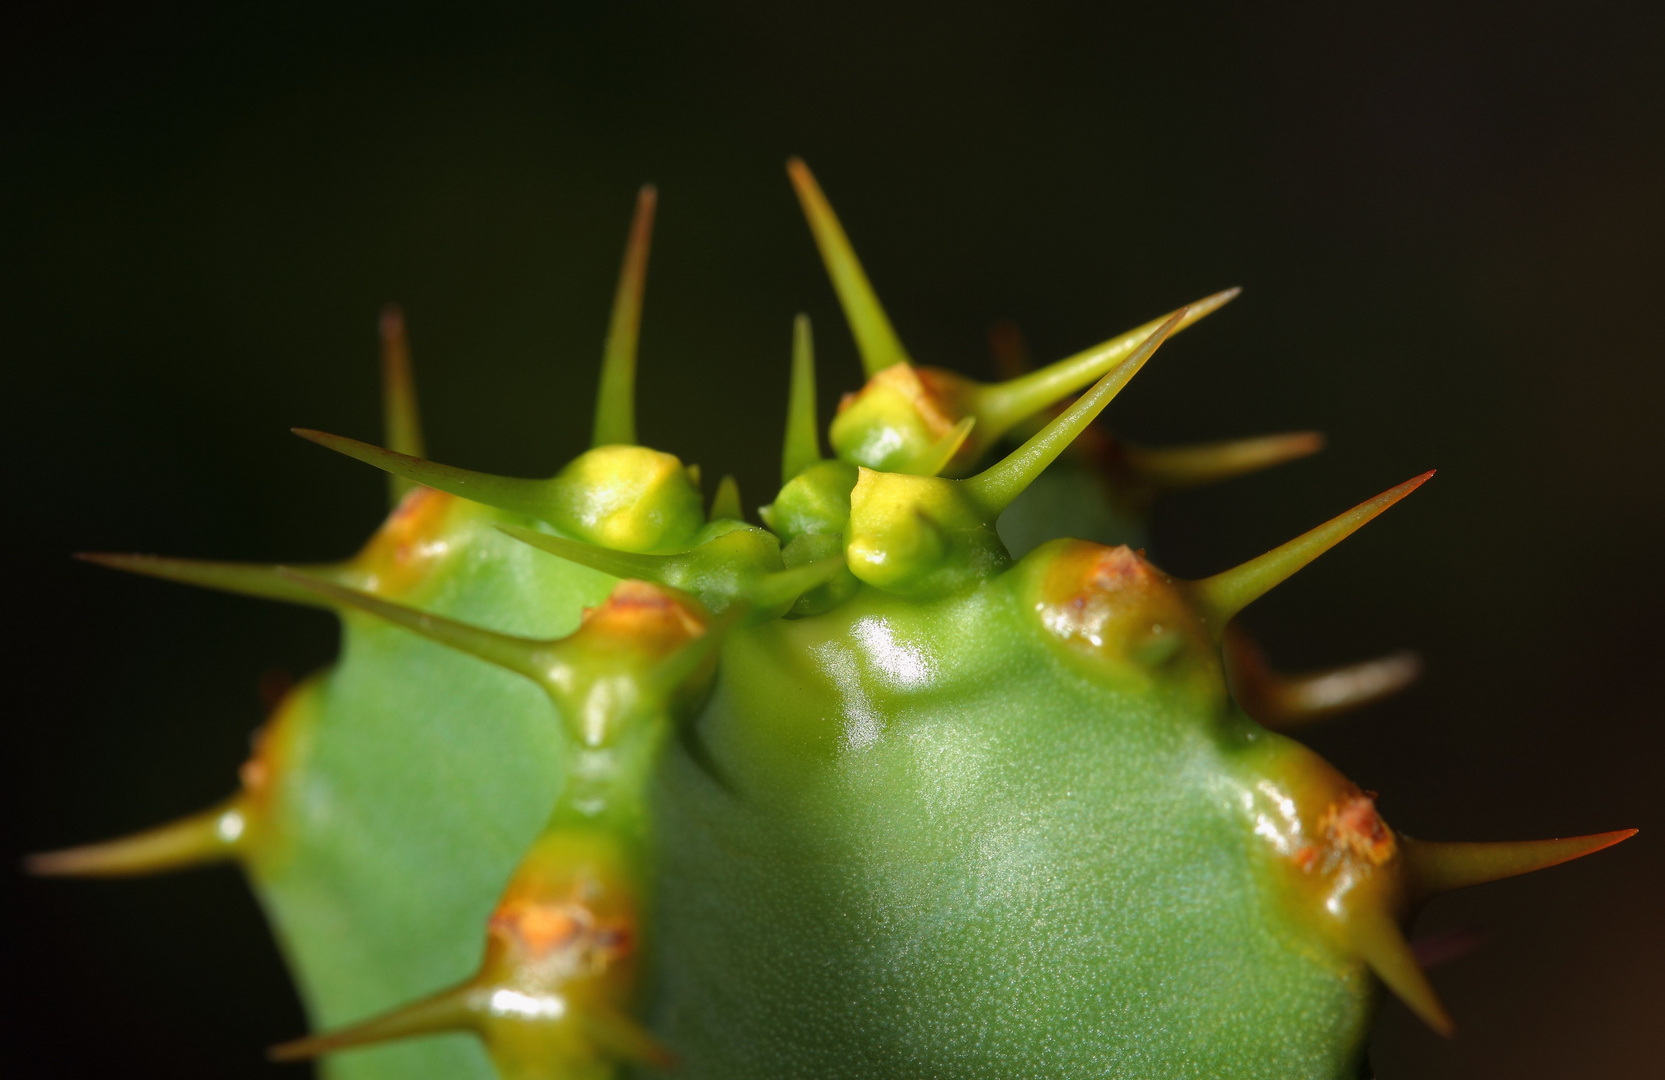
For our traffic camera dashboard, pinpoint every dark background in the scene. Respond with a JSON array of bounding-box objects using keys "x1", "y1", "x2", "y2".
[{"x1": 3, "y1": 3, "x2": 1661, "y2": 1077}]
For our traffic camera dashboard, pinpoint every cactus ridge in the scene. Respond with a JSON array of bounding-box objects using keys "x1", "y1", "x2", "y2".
[{"x1": 32, "y1": 159, "x2": 1634, "y2": 1080}]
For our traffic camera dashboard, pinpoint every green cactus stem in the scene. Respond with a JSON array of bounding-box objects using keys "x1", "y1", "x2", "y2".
[{"x1": 30, "y1": 158, "x2": 1634, "y2": 1080}]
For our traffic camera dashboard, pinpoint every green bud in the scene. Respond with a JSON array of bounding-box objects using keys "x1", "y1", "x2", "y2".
[{"x1": 548, "y1": 445, "x2": 705, "y2": 553}]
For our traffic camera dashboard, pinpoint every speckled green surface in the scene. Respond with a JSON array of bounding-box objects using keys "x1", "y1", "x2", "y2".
[{"x1": 653, "y1": 571, "x2": 1371, "y2": 1080}]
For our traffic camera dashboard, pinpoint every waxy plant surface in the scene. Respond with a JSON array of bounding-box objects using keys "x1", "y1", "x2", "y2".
[{"x1": 32, "y1": 161, "x2": 1633, "y2": 1080}]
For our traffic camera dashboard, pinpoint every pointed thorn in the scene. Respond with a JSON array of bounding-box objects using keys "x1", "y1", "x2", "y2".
[
  {"x1": 293, "y1": 429, "x2": 555, "y2": 520},
  {"x1": 496, "y1": 525, "x2": 674, "y2": 584},
  {"x1": 974, "y1": 288, "x2": 1240, "y2": 437},
  {"x1": 964, "y1": 310, "x2": 1184, "y2": 516},
  {"x1": 26, "y1": 800, "x2": 248, "y2": 877},
  {"x1": 379, "y1": 303, "x2": 425, "y2": 506},
  {"x1": 268, "y1": 984, "x2": 478, "y2": 1061},
  {"x1": 1224, "y1": 626, "x2": 1421, "y2": 729},
  {"x1": 1187, "y1": 471, "x2": 1435, "y2": 638},
  {"x1": 1122, "y1": 431, "x2": 1325, "y2": 492},
  {"x1": 1404, "y1": 829, "x2": 1637, "y2": 899},
  {"x1": 781, "y1": 313, "x2": 822, "y2": 484},
  {"x1": 276, "y1": 568, "x2": 553, "y2": 686},
  {"x1": 76, "y1": 552, "x2": 340, "y2": 609},
  {"x1": 710, "y1": 475, "x2": 743, "y2": 522},
  {"x1": 1351, "y1": 906, "x2": 1456, "y2": 1037},
  {"x1": 593, "y1": 185, "x2": 658, "y2": 448},
  {"x1": 903, "y1": 416, "x2": 976, "y2": 477},
  {"x1": 786, "y1": 157, "x2": 910, "y2": 377}
]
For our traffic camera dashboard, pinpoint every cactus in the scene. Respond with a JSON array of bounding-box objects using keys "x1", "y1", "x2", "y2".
[{"x1": 30, "y1": 160, "x2": 1633, "y2": 1080}]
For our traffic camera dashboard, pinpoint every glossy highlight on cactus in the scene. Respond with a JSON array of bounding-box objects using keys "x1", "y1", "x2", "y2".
[{"x1": 32, "y1": 160, "x2": 1634, "y2": 1080}]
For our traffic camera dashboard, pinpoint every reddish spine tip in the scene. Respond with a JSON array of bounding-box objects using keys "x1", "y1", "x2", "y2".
[
  {"x1": 631, "y1": 184, "x2": 658, "y2": 237},
  {"x1": 1376, "y1": 469, "x2": 1437, "y2": 508},
  {"x1": 379, "y1": 303, "x2": 406, "y2": 340},
  {"x1": 1406, "y1": 828, "x2": 1638, "y2": 899}
]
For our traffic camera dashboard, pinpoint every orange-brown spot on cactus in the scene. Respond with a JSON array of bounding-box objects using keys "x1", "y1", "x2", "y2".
[
  {"x1": 348, "y1": 485, "x2": 461, "y2": 596},
  {"x1": 1323, "y1": 792, "x2": 1396, "y2": 868},
  {"x1": 270, "y1": 828, "x2": 668, "y2": 1074},
  {"x1": 579, "y1": 579, "x2": 708, "y2": 651},
  {"x1": 557, "y1": 581, "x2": 716, "y2": 749},
  {"x1": 1023, "y1": 539, "x2": 1217, "y2": 693},
  {"x1": 490, "y1": 898, "x2": 628, "y2": 966},
  {"x1": 1239, "y1": 734, "x2": 1635, "y2": 1037},
  {"x1": 830, "y1": 362, "x2": 975, "y2": 473},
  {"x1": 1239, "y1": 740, "x2": 1449, "y2": 1033},
  {"x1": 482, "y1": 831, "x2": 641, "y2": 993},
  {"x1": 1242, "y1": 745, "x2": 1406, "y2": 918}
]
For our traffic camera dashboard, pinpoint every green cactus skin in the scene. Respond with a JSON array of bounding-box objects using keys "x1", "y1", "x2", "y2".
[{"x1": 31, "y1": 160, "x2": 1634, "y2": 1080}]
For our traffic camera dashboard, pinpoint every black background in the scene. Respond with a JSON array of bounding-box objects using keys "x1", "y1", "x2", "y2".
[{"x1": 4, "y1": 3, "x2": 1661, "y2": 1077}]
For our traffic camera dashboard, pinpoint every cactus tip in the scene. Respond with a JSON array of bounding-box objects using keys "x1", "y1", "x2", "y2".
[
  {"x1": 1405, "y1": 829, "x2": 1637, "y2": 898},
  {"x1": 1350, "y1": 906, "x2": 1456, "y2": 1037},
  {"x1": 781, "y1": 313, "x2": 822, "y2": 484},
  {"x1": 1188, "y1": 284, "x2": 1242, "y2": 319},
  {"x1": 75, "y1": 551, "x2": 339, "y2": 609},
  {"x1": 378, "y1": 302, "x2": 425, "y2": 505},
  {"x1": 378, "y1": 302, "x2": 405, "y2": 339},
  {"x1": 268, "y1": 984, "x2": 477, "y2": 1061},
  {"x1": 786, "y1": 157, "x2": 910, "y2": 377},
  {"x1": 710, "y1": 475, "x2": 744, "y2": 522},
  {"x1": 965, "y1": 310, "x2": 1184, "y2": 515},
  {"x1": 1223, "y1": 626, "x2": 1422, "y2": 729},
  {"x1": 26, "y1": 800, "x2": 248, "y2": 878},
  {"x1": 592, "y1": 184, "x2": 659, "y2": 448},
  {"x1": 1188, "y1": 470, "x2": 1435, "y2": 637},
  {"x1": 1124, "y1": 430, "x2": 1325, "y2": 492},
  {"x1": 974, "y1": 291, "x2": 1234, "y2": 437},
  {"x1": 293, "y1": 429, "x2": 555, "y2": 520}
]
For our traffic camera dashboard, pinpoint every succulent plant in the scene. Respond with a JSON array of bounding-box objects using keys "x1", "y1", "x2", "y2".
[{"x1": 30, "y1": 160, "x2": 1633, "y2": 1080}]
